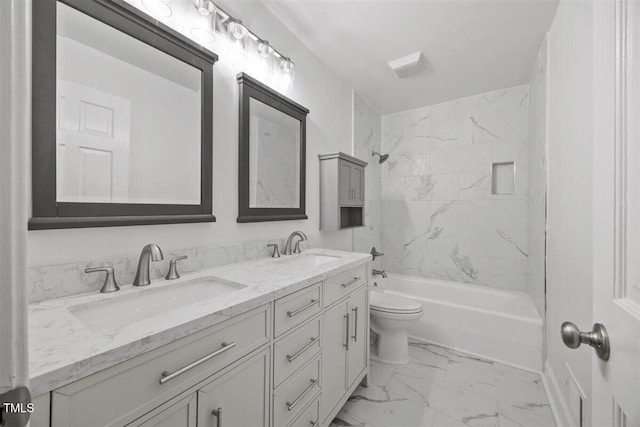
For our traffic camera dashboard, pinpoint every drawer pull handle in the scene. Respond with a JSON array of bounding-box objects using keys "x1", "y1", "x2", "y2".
[
  {"x1": 352, "y1": 307, "x2": 358, "y2": 342},
  {"x1": 341, "y1": 277, "x2": 361, "y2": 288},
  {"x1": 287, "y1": 299, "x2": 318, "y2": 317},
  {"x1": 344, "y1": 313, "x2": 350, "y2": 351},
  {"x1": 160, "y1": 342, "x2": 236, "y2": 384},
  {"x1": 212, "y1": 407, "x2": 222, "y2": 427},
  {"x1": 287, "y1": 337, "x2": 320, "y2": 362},
  {"x1": 286, "y1": 378, "x2": 319, "y2": 412}
]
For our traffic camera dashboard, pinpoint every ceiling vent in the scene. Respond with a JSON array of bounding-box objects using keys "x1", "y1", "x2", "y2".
[{"x1": 388, "y1": 52, "x2": 431, "y2": 79}]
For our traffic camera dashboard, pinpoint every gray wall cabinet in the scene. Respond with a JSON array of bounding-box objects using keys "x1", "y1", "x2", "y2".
[{"x1": 319, "y1": 153, "x2": 368, "y2": 230}]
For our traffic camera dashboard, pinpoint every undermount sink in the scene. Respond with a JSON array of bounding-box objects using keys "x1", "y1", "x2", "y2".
[
  {"x1": 279, "y1": 253, "x2": 341, "y2": 268},
  {"x1": 69, "y1": 278, "x2": 245, "y2": 332}
]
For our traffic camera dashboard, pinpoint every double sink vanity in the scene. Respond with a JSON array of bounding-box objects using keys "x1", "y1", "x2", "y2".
[{"x1": 29, "y1": 247, "x2": 371, "y2": 427}]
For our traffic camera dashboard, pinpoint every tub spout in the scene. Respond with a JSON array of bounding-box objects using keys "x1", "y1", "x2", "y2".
[{"x1": 372, "y1": 269, "x2": 388, "y2": 278}]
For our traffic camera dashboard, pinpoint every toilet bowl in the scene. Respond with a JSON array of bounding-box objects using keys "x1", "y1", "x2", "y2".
[{"x1": 370, "y1": 290, "x2": 423, "y2": 366}]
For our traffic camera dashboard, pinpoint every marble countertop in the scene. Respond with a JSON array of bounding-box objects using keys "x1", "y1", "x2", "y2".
[{"x1": 29, "y1": 248, "x2": 371, "y2": 396}]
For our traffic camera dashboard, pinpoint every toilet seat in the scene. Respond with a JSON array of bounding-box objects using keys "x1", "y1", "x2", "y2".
[{"x1": 370, "y1": 291, "x2": 423, "y2": 314}]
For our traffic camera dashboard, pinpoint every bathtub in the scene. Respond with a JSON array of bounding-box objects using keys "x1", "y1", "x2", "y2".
[{"x1": 373, "y1": 273, "x2": 543, "y2": 372}]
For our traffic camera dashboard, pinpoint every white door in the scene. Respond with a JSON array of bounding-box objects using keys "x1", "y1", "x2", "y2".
[
  {"x1": 591, "y1": 0, "x2": 640, "y2": 425},
  {"x1": 57, "y1": 80, "x2": 131, "y2": 203}
]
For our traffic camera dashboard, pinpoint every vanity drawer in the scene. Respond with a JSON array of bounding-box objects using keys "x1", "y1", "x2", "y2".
[
  {"x1": 274, "y1": 283, "x2": 322, "y2": 337},
  {"x1": 51, "y1": 304, "x2": 270, "y2": 427},
  {"x1": 273, "y1": 356, "x2": 321, "y2": 427},
  {"x1": 288, "y1": 395, "x2": 320, "y2": 427},
  {"x1": 324, "y1": 265, "x2": 367, "y2": 306},
  {"x1": 274, "y1": 317, "x2": 321, "y2": 388}
]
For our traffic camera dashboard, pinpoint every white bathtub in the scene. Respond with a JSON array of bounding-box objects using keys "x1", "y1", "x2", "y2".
[{"x1": 373, "y1": 273, "x2": 543, "y2": 372}]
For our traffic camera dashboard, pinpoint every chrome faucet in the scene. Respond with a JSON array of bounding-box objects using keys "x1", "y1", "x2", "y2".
[
  {"x1": 133, "y1": 244, "x2": 164, "y2": 286},
  {"x1": 283, "y1": 231, "x2": 307, "y2": 255},
  {"x1": 372, "y1": 269, "x2": 388, "y2": 278}
]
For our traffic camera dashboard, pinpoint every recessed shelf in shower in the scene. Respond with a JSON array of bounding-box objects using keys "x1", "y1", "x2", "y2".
[{"x1": 491, "y1": 161, "x2": 515, "y2": 195}]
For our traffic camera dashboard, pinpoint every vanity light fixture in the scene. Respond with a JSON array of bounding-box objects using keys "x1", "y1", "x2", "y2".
[
  {"x1": 226, "y1": 18, "x2": 249, "y2": 40},
  {"x1": 141, "y1": 0, "x2": 172, "y2": 18},
  {"x1": 194, "y1": 0, "x2": 215, "y2": 16}
]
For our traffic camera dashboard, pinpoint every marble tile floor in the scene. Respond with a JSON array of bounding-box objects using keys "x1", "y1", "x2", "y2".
[{"x1": 330, "y1": 339, "x2": 555, "y2": 427}]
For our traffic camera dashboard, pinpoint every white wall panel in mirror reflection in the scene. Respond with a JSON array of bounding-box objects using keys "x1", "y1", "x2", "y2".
[
  {"x1": 56, "y1": 2, "x2": 201, "y2": 205},
  {"x1": 248, "y1": 98, "x2": 300, "y2": 208}
]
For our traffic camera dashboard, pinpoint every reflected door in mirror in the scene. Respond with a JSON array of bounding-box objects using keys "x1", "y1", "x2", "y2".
[{"x1": 56, "y1": 2, "x2": 201, "y2": 205}]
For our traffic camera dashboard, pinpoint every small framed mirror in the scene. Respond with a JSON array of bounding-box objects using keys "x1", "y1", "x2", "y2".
[
  {"x1": 30, "y1": 0, "x2": 217, "y2": 229},
  {"x1": 237, "y1": 73, "x2": 309, "y2": 223}
]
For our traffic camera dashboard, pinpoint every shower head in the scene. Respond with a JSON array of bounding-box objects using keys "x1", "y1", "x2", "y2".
[{"x1": 371, "y1": 151, "x2": 389, "y2": 164}]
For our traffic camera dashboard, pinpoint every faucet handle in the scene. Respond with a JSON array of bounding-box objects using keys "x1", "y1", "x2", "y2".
[
  {"x1": 85, "y1": 267, "x2": 120, "y2": 293},
  {"x1": 166, "y1": 255, "x2": 188, "y2": 280},
  {"x1": 267, "y1": 244, "x2": 281, "y2": 258}
]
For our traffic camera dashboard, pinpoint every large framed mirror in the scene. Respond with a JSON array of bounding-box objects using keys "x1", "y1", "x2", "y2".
[
  {"x1": 237, "y1": 73, "x2": 309, "y2": 223},
  {"x1": 30, "y1": 0, "x2": 217, "y2": 229}
]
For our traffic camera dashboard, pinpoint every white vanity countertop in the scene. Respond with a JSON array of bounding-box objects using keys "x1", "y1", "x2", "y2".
[{"x1": 28, "y1": 248, "x2": 371, "y2": 396}]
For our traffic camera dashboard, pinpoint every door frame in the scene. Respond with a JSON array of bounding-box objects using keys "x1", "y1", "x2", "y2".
[{"x1": 0, "y1": 0, "x2": 31, "y2": 404}]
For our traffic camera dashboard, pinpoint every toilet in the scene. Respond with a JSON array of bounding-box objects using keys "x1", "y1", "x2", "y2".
[{"x1": 370, "y1": 290, "x2": 424, "y2": 365}]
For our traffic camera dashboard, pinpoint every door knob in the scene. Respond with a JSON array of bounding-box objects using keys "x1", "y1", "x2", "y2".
[{"x1": 561, "y1": 322, "x2": 610, "y2": 361}]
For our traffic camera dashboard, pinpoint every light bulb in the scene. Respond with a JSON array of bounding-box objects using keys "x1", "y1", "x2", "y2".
[
  {"x1": 191, "y1": 14, "x2": 214, "y2": 44},
  {"x1": 257, "y1": 40, "x2": 274, "y2": 58},
  {"x1": 280, "y1": 57, "x2": 294, "y2": 73},
  {"x1": 227, "y1": 18, "x2": 248, "y2": 40},
  {"x1": 141, "y1": 0, "x2": 172, "y2": 18},
  {"x1": 193, "y1": 0, "x2": 215, "y2": 16}
]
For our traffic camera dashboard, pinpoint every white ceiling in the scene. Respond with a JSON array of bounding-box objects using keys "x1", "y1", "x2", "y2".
[{"x1": 262, "y1": 0, "x2": 559, "y2": 115}]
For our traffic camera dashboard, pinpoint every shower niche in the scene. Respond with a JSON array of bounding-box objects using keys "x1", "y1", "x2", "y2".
[{"x1": 319, "y1": 152, "x2": 367, "y2": 230}]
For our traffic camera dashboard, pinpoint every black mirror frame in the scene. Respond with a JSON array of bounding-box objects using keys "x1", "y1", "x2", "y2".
[
  {"x1": 236, "y1": 73, "x2": 309, "y2": 223},
  {"x1": 29, "y1": 0, "x2": 218, "y2": 230}
]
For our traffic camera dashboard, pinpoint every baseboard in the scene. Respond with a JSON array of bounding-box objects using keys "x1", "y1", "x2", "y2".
[
  {"x1": 407, "y1": 335, "x2": 541, "y2": 375},
  {"x1": 541, "y1": 360, "x2": 573, "y2": 427}
]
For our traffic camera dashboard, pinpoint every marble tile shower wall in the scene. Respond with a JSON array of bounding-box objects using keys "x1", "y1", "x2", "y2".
[
  {"x1": 528, "y1": 38, "x2": 548, "y2": 316},
  {"x1": 27, "y1": 237, "x2": 300, "y2": 303},
  {"x1": 352, "y1": 93, "x2": 382, "y2": 267},
  {"x1": 380, "y1": 85, "x2": 530, "y2": 291}
]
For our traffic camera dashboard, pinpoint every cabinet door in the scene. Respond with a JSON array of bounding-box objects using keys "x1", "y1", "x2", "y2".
[
  {"x1": 197, "y1": 349, "x2": 269, "y2": 427},
  {"x1": 350, "y1": 165, "x2": 364, "y2": 205},
  {"x1": 339, "y1": 160, "x2": 352, "y2": 204},
  {"x1": 130, "y1": 393, "x2": 197, "y2": 427},
  {"x1": 321, "y1": 300, "x2": 348, "y2": 422},
  {"x1": 347, "y1": 287, "x2": 368, "y2": 386}
]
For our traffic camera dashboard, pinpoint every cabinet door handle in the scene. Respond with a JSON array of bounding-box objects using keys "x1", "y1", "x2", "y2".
[
  {"x1": 344, "y1": 313, "x2": 350, "y2": 350},
  {"x1": 160, "y1": 342, "x2": 236, "y2": 384},
  {"x1": 212, "y1": 407, "x2": 222, "y2": 427},
  {"x1": 286, "y1": 378, "x2": 319, "y2": 411},
  {"x1": 341, "y1": 277, "x2": 361, "y2": 288},
  {"x1": 352, "y1": 307, "x2": 358, "y2": 342},
  {"x1": 287, "y1": 299, "x2": 318, "y2": 317},
  {"x1": 287, "y1": 337, "x2": 320, "y2": 362},
  {"x1": 310, "y1": 420, "x2": 319, "y2": 427}
]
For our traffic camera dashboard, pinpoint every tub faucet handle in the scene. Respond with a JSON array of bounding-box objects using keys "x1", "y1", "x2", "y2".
[
  {"x1": 371, "y1": 247, "x2": 384, "y2": 261},
  {"x1": 85, "y1": 266, "x2": 120, "y2": 293}
]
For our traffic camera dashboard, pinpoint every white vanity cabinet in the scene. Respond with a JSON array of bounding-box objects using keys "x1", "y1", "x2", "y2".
[
  {"x1": 321, "y1": 283, "x2": 369, "y2": 424},
  {"x1": 41, "y1": 260, "x2": 370, "y2": 427},
  {"x1": 196, "y1": 348, "x2": 270, "y2": 427}
]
